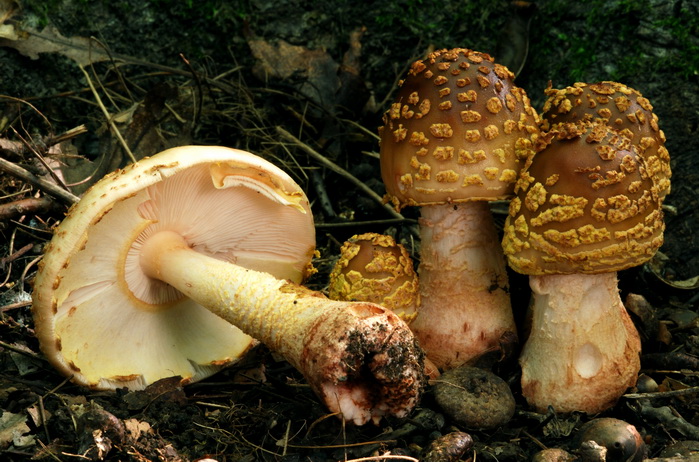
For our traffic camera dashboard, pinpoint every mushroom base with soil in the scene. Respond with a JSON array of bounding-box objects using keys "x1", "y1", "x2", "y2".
[
  {"x1": 408, "y1": 201, "x2": 517, "y2": 370},
  {"x1": 140, "y1": 230, "x2": 426, "y2": 425},
  {"x1": 520, "y1": 272, "x2": 641, "y2": 414}
]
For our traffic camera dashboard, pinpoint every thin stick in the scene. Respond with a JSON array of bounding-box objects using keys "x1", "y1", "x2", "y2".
[
  {"x1": 45, "y1": 124, "x2": 89, "y2": 146},
  {"x1": 346, "y1": 455, "x2": 419, "y2": 462},
  {"x1": 0, "y1": 157, "x2": 79, "y2": 205},
  {"x1": 0, "y1": 340, "x2": 44, "y2": 359},
  {"x1": 0, "y1": 243, "x2": 33, "y2": 267},
  {"x1": 624, "y1": 386, "x2": 699, "y2": 399},
  {"x1": 310, "y1": 169, "x2": 336, "y2": 218},
  {"x1": 341, "y1": 118, "x2": 381, "y2": 142},
  {"x1": 10, "y1": 127, "x2": 69, "y2": 190},
  {"x1": 275, "y1": 126, "x2": 403, "y2": 220},
  {"x1": 1, "y1": 300, "x2": 32, "y2": 312},
  {"x1": 12, "y1": 26, "x2": 239, "y2": 95},
  {"x1": 179, "y1": 53, "x2": 202, "y2": 129},
  {"x1": 78, "y1": 64, "x2": 137, "y2": 163},
  {"x1": 315, "y1": 217, "x2": 416, "y2": 229},
  {"x1": 639, "y1": 401, "x2": 699, "y2": 439}
]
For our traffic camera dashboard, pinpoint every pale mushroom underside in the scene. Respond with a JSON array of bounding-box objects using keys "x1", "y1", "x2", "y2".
[{"x1": 33, "y1": 147, "x2": 315, "y2": 389}]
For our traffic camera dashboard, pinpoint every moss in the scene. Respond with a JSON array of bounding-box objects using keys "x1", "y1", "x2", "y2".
[
  {"x1": 368, "y1": 0, "x2": 507, "y2": 40},
  {"x1": 20, "y1": 0, "x2": 249, "y2": 31},
  {"x1": 533, "y1": 0, "x2": 647, "y2": 82},
  {"x1": 531, "y1": 0, "x2": 697, "y2": 86},
  {"x1": 650, "y1": 12, "x2": 699, "y2": 78},
  {"x1": 148, "y1": 0, "x2": 250, "y2": 27}
]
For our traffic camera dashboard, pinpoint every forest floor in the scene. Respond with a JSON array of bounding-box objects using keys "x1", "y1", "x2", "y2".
[{"x1": 1, "y1": 0, "x2": 699, "y2": 461}]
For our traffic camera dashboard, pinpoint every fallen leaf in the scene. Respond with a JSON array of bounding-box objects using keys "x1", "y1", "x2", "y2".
[
  {"x1": 0, "y1": 411, "x2": 32, "y2": 449},
  {"x1": 9, "y1": 351, "x2": 41, "y2": 376},
  {"x1": 0, "y1": 24, "x2": 111, "y2": 66},
  {"x1": 25, "y1": 404, "x2": 50, "y2": 428},
  {"x1": 124, "y1": 418, "x2": 152, "y2": 441},
  {"x1": 0, "y1": 0, "x2": 18, "y2": 23},
  {"x1": 248, "y1": 38, "x2": 340, "y2": 110}
]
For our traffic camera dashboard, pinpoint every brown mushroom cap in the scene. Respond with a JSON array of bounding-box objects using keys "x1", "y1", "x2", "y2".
[
  {"x1": 503, "y1": 122, "x2": 665, "y2": 275},
  {"x1": 328, "y1": 233, "x2": 419, "y2": 323},
  {"x1": 541, "y1": 81, "x2": 671, "y2": 200},
  {"x1": 379, "y1": 48, "x2": 540, "y2": 209}
]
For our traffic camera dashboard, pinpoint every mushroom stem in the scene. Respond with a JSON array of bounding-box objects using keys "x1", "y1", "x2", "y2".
[
  {"x1": 408, "y1": 202, "x2": 517, "y2": 370},
  {"x1": 140, "y1": 230, "x2": 425, "y2": 425},
  {"x1": 520, "y1": 272, "x2": 641, "y2": 414}
]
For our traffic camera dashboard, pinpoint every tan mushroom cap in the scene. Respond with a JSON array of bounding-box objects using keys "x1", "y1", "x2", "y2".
[
  {"x1": 32, "y1": 146, "x2": 316, "y2": 390},
  {"x1": 503, "y1": 122, "x2": 665, "y2": 275},
  {"x1": 379, "y1": 48, "x2": 540, "y2": 209},
  {"x1": 328, "y1": 233, "x2": 419, "y2": 323},
  {"x1": 541, "y1": 81, "x2": 671, "y2": 200}
]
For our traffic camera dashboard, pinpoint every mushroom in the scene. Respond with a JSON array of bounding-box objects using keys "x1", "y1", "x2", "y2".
[
  {"x1": 541, "y1": 81, "x2": 671, "y2": 201},
  {"x1": 502, "y1": 122, "x2": 667, "y2": 413},
  {"x1": 32, "y1": 146, "x2": 425, "y2": 425},
  {"x1": 531, "y1": 448, "x2": 576, "y2": 462},
  {"x1": 328, "y1": 232, "x2": 419, "y2": 323},
  {"x1": 328, "y1": 232, "x2": 444, "y2": 380},
  {"x1": 379, "y1": 47, "x2": 540, "y2": 370}
]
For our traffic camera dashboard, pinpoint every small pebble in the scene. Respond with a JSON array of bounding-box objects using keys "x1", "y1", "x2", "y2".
[
  {"x1": 422, "y1": 431, "x2": 473, "y2": 462},
  {"x1": 432, "y1": 366, "x2": 515, "y2": 430},
  {"x1": 574, "y1": 417, "x2": 646, "y2": 462},
  {"x1": 634, "y1": 373, "x2": 659, "y2": 393},
  {"x1": 531, "y1": 448, "x2": 576, "y2": 462}
]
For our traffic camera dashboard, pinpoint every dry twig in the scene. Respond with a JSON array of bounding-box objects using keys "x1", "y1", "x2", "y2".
[
  {"x1": 638, "y1": 400, "x2": 699, "y2": 439},
  {"x1": 275, "y1": 126, "x2": 403, "y2": 220},
  {"x1": 0, "y1": 157, "x2": 79, "y2": 205},
  {"x1": 78, "y1": 64, "x2": 137, "y2": 163}
]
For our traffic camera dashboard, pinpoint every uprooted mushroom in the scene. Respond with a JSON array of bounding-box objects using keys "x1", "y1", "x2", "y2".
[{"x1": 32, "y1": 145, "x2": 425, "y2": 425}]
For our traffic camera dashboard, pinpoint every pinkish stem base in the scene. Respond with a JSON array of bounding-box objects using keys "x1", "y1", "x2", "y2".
[{"x1": 520, "y1": 272, "x2": 641, "y2": 414}]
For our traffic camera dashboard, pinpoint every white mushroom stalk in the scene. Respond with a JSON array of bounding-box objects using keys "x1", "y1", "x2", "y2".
[
  {"x1": 32, "y1": 146, "x2": 425, "y2": 426},
  {"x1": 520, "y1": 273, "x2": 641, "y2": 413},
  {"x1": 409, "y1": 202, "x2": 515, "y2": 368}
]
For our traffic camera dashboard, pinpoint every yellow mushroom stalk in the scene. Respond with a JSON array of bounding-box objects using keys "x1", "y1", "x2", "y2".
[
  {"x1": 140, "y1": 230, "x2": 424, "y2": 425},
  {"x1": 32, "y1": 146, "x2": 425, "y2": 425}
]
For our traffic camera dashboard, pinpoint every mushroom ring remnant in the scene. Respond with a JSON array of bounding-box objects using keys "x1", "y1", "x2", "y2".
[{"x1": 32, "y1": 146, "x2": 425, "y2": 425}]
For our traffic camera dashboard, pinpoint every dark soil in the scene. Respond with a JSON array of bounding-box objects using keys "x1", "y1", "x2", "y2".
[{"x1": 1, "y1": 0, "x2": 698, "y2": 461}]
